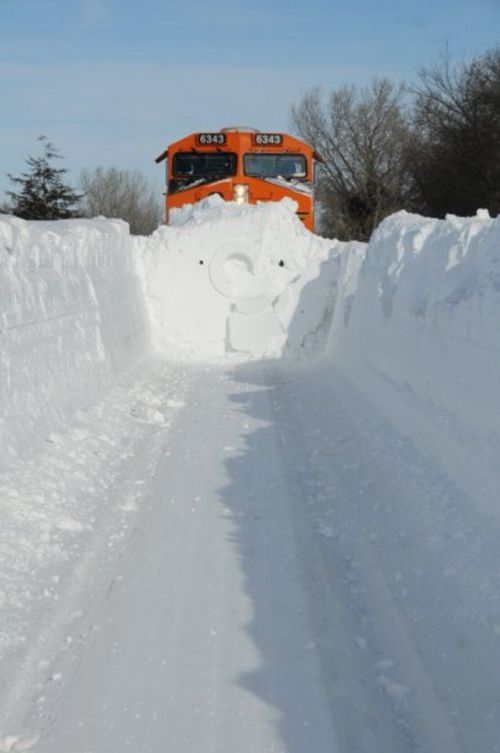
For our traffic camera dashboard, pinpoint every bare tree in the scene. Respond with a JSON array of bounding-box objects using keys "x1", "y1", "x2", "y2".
[
  {"x1": 80, "y1": 167, "x2": 162, "y2": 235},
  {"x1": 409, "y1": 48, "x2": 500, "y2": 217},
  {"x1": 291, "y1": 79, "x2": 414, "y2": 240}
]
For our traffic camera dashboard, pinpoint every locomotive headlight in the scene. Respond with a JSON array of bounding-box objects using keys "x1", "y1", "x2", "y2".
[{"x1": 233, "y1": 184, "x2": 249, "y2": 204}]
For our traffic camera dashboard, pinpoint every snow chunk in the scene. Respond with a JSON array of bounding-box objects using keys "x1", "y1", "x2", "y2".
[
  {"x1": 0, "y1": 735, "x2": 39, "y2": 751},
  {"x1": 56, "y1": 518, "x2": 86, "y2": 533}
]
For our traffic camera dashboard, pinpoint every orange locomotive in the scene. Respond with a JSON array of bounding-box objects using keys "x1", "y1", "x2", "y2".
[{"x1": 155, "y1": 127, "x2": 321, "y2": 231}]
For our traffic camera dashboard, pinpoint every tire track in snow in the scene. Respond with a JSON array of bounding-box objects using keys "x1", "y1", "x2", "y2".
[{"x1": 259, "y1": 360, "x2": 463, "y2": 753}]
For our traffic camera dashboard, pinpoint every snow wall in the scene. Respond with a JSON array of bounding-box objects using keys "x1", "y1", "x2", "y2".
[
  {"x1": 2, "y1": 200, "x2": 500, "y2": 485},
  {"x1": 136, "y1": 197, "x2": 356, "y2": 360},
  {"x1": 0, "y1": 217, "x2": 149, "y2": 470},
  {"x1": 328, "y1": 210, "x2": 500, "y2": 510},
  {"x1": 1, "y1": 200, "x2": 355, "y2": 468}
]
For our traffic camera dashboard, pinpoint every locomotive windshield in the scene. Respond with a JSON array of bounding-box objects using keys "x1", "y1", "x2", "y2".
[
  {"x1": 244, "y1": 153, "x2": 307, "y2": 179},
  {"x1": 171, "y1": 152, "x2": 237, "y2": 192}
]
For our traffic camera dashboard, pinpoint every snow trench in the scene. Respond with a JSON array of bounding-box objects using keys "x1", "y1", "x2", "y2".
[
  {"x1": 2, "y1": 198, "x2": 500, "y2": 751},
  {"x1": 0, "y1": 198, "x2": 360, "y2": 466},
  {"x1": 2, "y1": 200, "x2": 500, "y2": 475}
]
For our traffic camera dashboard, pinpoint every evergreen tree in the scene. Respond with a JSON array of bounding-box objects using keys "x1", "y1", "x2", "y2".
[{"x1": 7, "y1": 136, "x2": 81, "y2": 220}]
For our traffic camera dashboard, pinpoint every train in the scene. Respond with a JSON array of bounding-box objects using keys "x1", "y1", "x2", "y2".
[{"x1": 155, "y1": 127, "x2": 322, "y2": 231}]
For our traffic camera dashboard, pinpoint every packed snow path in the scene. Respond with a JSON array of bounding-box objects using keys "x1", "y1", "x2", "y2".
[{"x1": 4, "y1": 360, "x2": 500, "y2": 752}]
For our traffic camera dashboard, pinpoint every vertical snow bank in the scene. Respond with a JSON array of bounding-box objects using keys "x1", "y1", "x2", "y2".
[
  {"x1": 0, "y1": 201, "x2": 355, "y2": 469},
  {"x1": 0, "y1": 217, "x2": 149, "y2": 469},
  {"x1": 136, "y1": 197, "x2": 358, "y2": 361},
  {"x1": 328, "y1": 210, "x2": 500, "y2": 510}
]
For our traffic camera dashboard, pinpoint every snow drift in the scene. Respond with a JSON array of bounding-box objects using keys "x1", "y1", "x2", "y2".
[
  {"x1": 328, "y1": 209, "x2": 500, "y2": 513},
  {"x1": 137, "y1": 196, "x2": 354, "y2": 360},
  {"x1": 2, "y1": 199, "x2": 500, "y2": 485},
  {"x1": 0, "y1": 216, "x2": 149, "y2": 470},
  {"x1": 0, "y1": 201, "x2": 355, "y2": 467},
  {"x1": 2, "y1": 198, "x2": 500, "y2": 751}
]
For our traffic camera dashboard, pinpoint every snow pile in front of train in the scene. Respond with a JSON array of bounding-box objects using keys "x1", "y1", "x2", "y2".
[{"x1": 137, "y1": 196, "x2": 358, "y2": 361}]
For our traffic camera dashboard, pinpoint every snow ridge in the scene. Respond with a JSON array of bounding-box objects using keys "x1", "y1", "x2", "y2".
[
  {"x1": 0, "y1": 216, "x2": 149, "y2": 469},
  {"x1": 329, "y1": 208, "x2": 500, "y2": 517}
]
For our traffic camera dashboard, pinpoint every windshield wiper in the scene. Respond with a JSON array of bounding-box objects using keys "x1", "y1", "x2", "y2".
[{"x1": 173, "y1": 173, "x2": 233, "y2": 191}]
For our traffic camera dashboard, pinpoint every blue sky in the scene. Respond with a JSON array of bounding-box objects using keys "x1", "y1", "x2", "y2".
[{"x1": 1, "y1": 0, "x2": 499, "y2": 200}]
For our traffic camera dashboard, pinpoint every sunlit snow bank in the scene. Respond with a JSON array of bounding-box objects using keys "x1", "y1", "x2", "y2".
[
  {"x1": 0, "y1": 201, "x2": 354, "y2": 468},
  {"x1": 0, "y1": 217, "x2": 149, "y2": 469},
  {"x1": 328, "y1": 210, "x2": 500, "y2": 511},
  {"x1": 5, "y1": 198, "x2": 499, "y2": 489},
  {"x1": 137, "y1": 197, "x2": 358, "y2": 360}
]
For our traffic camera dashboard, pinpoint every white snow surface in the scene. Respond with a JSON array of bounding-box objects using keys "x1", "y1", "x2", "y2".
[
  {"x1": 0, "y1": 216, "x2": 149, "y2": 470},
  {"x1": 1, "y1": 200, "x2": 500, "y2": 751},
  {"x1": 328, "y1": 209, "x2": 500, "y2": 519},
  {"x1": 136, "y1": 196, "x2": 354, "y2": 360}
]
